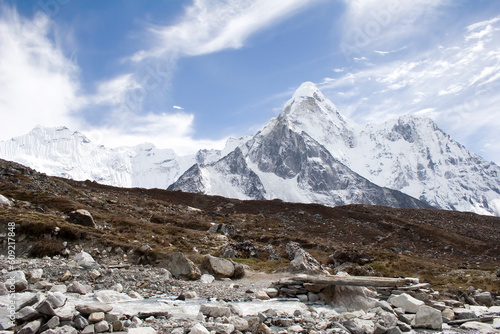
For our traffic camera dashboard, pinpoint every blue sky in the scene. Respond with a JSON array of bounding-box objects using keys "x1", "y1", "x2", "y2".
[{"x1": 1, "y1": 0, "x2": 500, "y2": 164}]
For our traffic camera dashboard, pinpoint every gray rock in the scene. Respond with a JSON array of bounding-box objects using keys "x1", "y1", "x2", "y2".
[
  {"x1": 40, "y1": 316, "x2": 60, "y2": 331},
  {"x1": 53, "y1": 302, "x2": 76, "y2": 321},
  {"x1": 228, "y1": 316, "x2": 249, "y2": 331},
  {"x1": 453, "y1": 308, "x2": 477, "y2": 320},
  {"x1": 89, "y1": 312, "x2": 105, "y2": 323},
  {"x1": 94, "y1": 320, "x2": 109, "y2": 333},
  {"x1": 44, "y1": 325, "x2": 78, "y2": 334},
  {"x1": 388, "y1": 293, "x2": 424, "y2": 313},
  {"x1": 386, "y1": 326, "x2": 403, "y2": 334},
  {"x1": 460, "y1": 321, "x2": 496, "y2": 333},
  {"x1": 36, "y1": 300, "x2": 56, "y2": 316},
  {"x1": 255, "y1": 290, "x2": 270, "y2": 300},
  {"x1": 6, "y1": 270, "x2": 28, "y2": 292},
  {"x1": 374, "y1": 323, "x2": 387, "y2": 334},
  {"x1": 74, "y1": 251, "x2": 98, "y2": 269},
  {"x1": 67, "y1": 281, "x2": 87, "y2": 295},
  {"x1": 199, "y1": 304, "x2": 231, "y2": 318},
  {"x1": 47, "y1": 291, "x2": 67, "y2": 308},
  {"x1": 414, "y1": 305, "x2": 442, "y2": 330},
  {"x1": 18, "y1": 319, "x2": 42, "y2": 334},
  {"x1": 69, "y1": 209, "x2": 97, "y2": 228},
  {"x1": 158, "y1": 252, "x2": 201, "y2": 280},
  {"x1": 0, "y1": 283, "x2": 7, "y2": 296},
  {"x1": 201, "y1": 255, "x2": 235, "y2": 278},
  {"x1": 49, "y1": 284, "x2": 67, "y2": 293},
  {"x1": 76, "y1": 302, "x2": 113, "y2": 314},
  {"x1": 285, "y1": 242, "x2": 324, "y2": 274},
  {"x1": 474, "y1": 291, "x2": 494, "y2": 307},
  {"x1": 81, "y1": 324, "x2": 95, "y2": 334},
  {"x1": 189, "y1": 323, "x2": 210, "y2": 334},
  {"x1": 16, "y1": 292, "x2": 44, "y2": 311},
  {"x1": 95, "y1": 290, "x2": 132, "y2": 303},
  {"x1": 73, "y1": 315, "x2": 89, "y2": 330},
  {"x1": 15, "y1": 306, "x2": 41, "y2": 322},
  {"x1": 27, "y1": 269, "x2": 43, "y2": 284}
]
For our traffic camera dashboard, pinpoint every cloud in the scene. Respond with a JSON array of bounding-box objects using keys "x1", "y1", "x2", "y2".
[
  {"x1": 132, "y1": 0, "x2": 322, "y2": 62},
  {"x1": 0, "y1": 6, "x2": 82, "y2": 140},
  {"x1": 339, "y1": 0, "x2": 450, "y2": 59},
  {"x1": 320, "y1": 14, "x2": 500, "y2": 163}
]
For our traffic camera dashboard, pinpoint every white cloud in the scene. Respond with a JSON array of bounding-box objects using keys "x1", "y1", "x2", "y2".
[
  {"x1": 0, "y1": 6, "x2": 82, "y2": 141},
  {"x1": 132, "y1": 0, "x2": 322, "y2": 62},
  {"x1": 339, "y1": 0, "x2": 450, "y2": 58},
  {"x1": 321, "y1": 12, "x2": 500, "y2": 163}
]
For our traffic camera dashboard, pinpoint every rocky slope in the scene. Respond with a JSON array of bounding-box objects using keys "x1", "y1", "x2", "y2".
[{"x1": 1, "y1": 158, "x2": 500, "y2": 333}]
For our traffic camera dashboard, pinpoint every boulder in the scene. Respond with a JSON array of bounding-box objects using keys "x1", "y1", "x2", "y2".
[
  {"x1": 474, "y1": 291, "x2": 494, "y2": 307},
  {"x1": 74, "y1": 251, "x2": 98, "y2": 269},
  {"x1": 69, "y1": 209, "x2": 97, "y2": 228},
  {"x1": 201, "y1": 255, "x2": 235, "y2": 278},
  {"x1": 388, "y1": 293, "x2": 424, "y2": 313},
  {"x1": 27, "y1": 269, "x2": 43, "y2": 284},
  {"x1": 199, "y1": 304, "x2": 231, "y2": 318},
  {"x1": 414, "y1": 305, "x2": 442, "y2": 330},
  {"x1": 158, "y1": 252, "x2": 201, "y2": 280},
  {"x1": 285, "y1": 241, "x2": 324, "y2": 274}
]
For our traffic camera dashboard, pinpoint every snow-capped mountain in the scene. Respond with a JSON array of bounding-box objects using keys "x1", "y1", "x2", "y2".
[
  {"x1": 170, "y1": 82, "x2": 500, "y2": 216},
  {"x1": 1, "y1": 82, "x2": 499, "y2": 215},
  {"x1": 0, "y1": 126, "x2": 221, "y2": 189}
]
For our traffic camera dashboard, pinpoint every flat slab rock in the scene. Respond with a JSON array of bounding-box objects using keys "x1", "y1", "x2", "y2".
[{"x1": 75, "y1": 302, "x2": 113, "y2": 315}]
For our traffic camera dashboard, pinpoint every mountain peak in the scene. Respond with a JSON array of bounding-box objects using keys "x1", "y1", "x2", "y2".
[{"x1": 292, "y1": 81, "x2": 324, "y2": 101}]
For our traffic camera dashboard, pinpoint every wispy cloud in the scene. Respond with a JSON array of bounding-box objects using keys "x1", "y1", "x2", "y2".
[
  {"x1": 320, "y1": 14, "x2": 500, "y2": 163},
  {"x1": 0, "y1": 5, "x2": 82, "y2": 139},
  {"x1": 132, "y1": 0, "x2": 322, "y2": 62}
]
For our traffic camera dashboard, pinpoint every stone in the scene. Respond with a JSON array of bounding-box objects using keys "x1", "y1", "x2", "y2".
[
  {"x1": 16, "y1": 292, "x2": 44, "y2": 310},
  {"x1": 6, "y1": 270, "x2": 28, "y2": 292},
  {"x1": 493, "y1": 318, "x2": 500, "y2": 329},
  {"x1": 67, "y1": 281, "x2": 87, "y2": 295},
  {"x1": 34, "y1": 280, "x2": 53, "y2": 290},
  {"x1": 229, "y1": 316, "x2": 249, "y2": 331},
  {"x1": 255, "y1": 290, "x2": 270, "y2": 300},
  {"x1": 158, "y1": 252, "x2": 201, "y2": 280},
  {"x1": 441, "y1": 308, "x2": 455, "y2": 322},
  {"x1": 89, "y1": 312, "x2": 105, "y2": 323},
  {"x1": 48, "y1": 325, "x2": 78, "y2": 334},
  {"x1": 0, "y1": 283, "x2": 7, "y2": 296},
  {"x1": 286, "y1": 241, "x2": 324, "y2": 274},
  {"x1": 49, "y1": 284, "x2": 67, "y2": 293},
  {"x1": 321, "y1": 283, "x2": 377, "y2": 311},
  {"x1": 0, "y1": 194, "x2": 11, "y2": 206},
  {"x1": 414, "y1": 305, "x2": 442, "y2": 330},
  {"x1": 386, "y1": 326, "x2": 403, "y2": 334},
  {"x1": 18, "y1": 319, "x2": 42, "y2": 334},
  {"x1": 453, "y1": 308, "x2": 477, "y2": 320},
  {"x1": 264, "y1": 288, "x2": 279, "y2": 298},
  {"x1": 53, "y1": 302, "x2": 77, "y2": 321},
  {"x1": 111, "y1": 283, "x2": 124, "y2": 292},
  {"x1": 374, "y1": 323, "x2": 388, "y2": 334},
  {"x1": 40, "y1": 316, "x2": 60, "y2": 331},
  {"x1": 474, "y1": 291, "x2": 494, "y2": 307},
  {"x1": 460, "y1": 321, "x2": 496, "y2": 333},
  {"x1": 199, "y1": 304, "x2": 231, "y2": 318},
  {"x1": 201, "y1": 255, "x2": 235, "y2": 278},
  {"x1": 28, "y1": 269, "x2": 43, "y2": 284},
  {"x1": 375, "y1": 308, "x2": 398, "y2": 328},
  {"x1": 388, "y1": 293, "x2": 424, "y2": 313},
  {"x1": 247, "y1": 317, "x2": 262, "y2": 332},
  {"x1": 431, "y1": 301, "x2": 447, "y2": 311},
  {"x1": 15, "y1": 306, "x2": 41, "y2": 322},
  {"x1": 74, "y1": 251, "x2": 98, "y2": 269},
  {"x1": 73, "y1": 315, "x2": 89, "y2": 330},
  {"x1": 89, "y1": 269, "x2": 101, "y2": 279},
  {"x1": 297, "y1": 294, "x2": 308, "y2": 302},
  {"x1": 59, "y1": 270, "x2": 72, "y2": 282},
  {"x1": 76, "y1": 302, "x2": 113, "y2": 314},
  {"x1": 343, "y1": 318, "x2": 376, "y2": 334},
  {"x1": 94, "y1": 320, "x2": 110, "y2": 333},
  {"x1": 189, "y1": 323, "x2": 210, "y2": 334},
  {"x1": 47, "y1": 291, "x2": 67, "y2": 308},
  {"x1": 200, "y1": 274, "x2": 215, "y2": 284},
  {"x1": 69, "y1": 209, "x2": 97, "y2": 228},
  {"x1": 81, "y1": 324, "x2": 95, "y2": 334},
  {"x1": 287, "y1": 325, "x2": 304, "y2": 333},
  {"x1": 113, "y1": 320, "x2": 125, "y2": 331},
  {"x1": 36, "y1": 300, "x2": 56, "y2": 316},
  {"x1": 375, "y1": 300, "x2": 394, "y2": 313},
  {"x1": 205, "y1": 323, "x2": 235, "y2": 334}
]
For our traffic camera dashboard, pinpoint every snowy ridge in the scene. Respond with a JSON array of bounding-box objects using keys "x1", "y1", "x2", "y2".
[{"x1": 1, "y1": 82, "x2": 499, "y2": 215}]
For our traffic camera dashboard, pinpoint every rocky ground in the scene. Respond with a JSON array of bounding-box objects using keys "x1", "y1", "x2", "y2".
[{"x1": 0, "y1": 158, "x2": 500, "y2": 333}]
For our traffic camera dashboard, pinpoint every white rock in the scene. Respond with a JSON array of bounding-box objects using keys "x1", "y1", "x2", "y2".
[
  {"x1": 255, "y1": 290, "x2": 270, "y2": 300},
  {"x1": 95, "y1": 290, "x2": 132, "y2": 303},
  {"x1": 388, "y1": 293, "x2": 424, "y2": 313},
  {"x1": 74, "y1": 251, "x2": 97, "y2": 269},
  {"x1": 460, "y1": 321, "x2": 496, "y2": 333},
  {"x1": 229, "y1": 316, "x2": 249, "y2": 331},
  {"x1": 200, "y1": 274, "x2": 215, "y2": 284},
  {"x1": 128, "y1": 327, "x2": 158, "y2": 334},
  {"x1": 189, "y1": 323, "x2": 210, "y2": 334},
  {"x1": 0, "y1": 194, "x2": 11, "y2": 206},
  {"x1": 414, "y1": 305, "x2": 442, "y2": 330},
  {"x1": 492, "y1": 318, "x2": 500, "y2": 329},
  {"x1": 265, "y1": 288, "x2": 279, "y2": 298}
]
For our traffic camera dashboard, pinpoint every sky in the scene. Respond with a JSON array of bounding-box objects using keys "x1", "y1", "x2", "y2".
[{"x1": 0, "y1": 0, "x2": 499, "y2": 164}]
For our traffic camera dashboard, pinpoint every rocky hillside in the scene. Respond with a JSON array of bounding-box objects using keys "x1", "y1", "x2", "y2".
[{"x1": 1, "y1": 158, "x2": 500, "y2": 333}]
